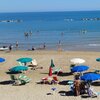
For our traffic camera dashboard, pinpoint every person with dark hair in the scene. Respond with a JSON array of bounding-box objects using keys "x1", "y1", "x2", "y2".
[
  {"x1": 9, "y1": 44, "x2": 13, "y2": 51},
  {"x1": 74, "y1": 75, "x2": 81, "y2": 96}
]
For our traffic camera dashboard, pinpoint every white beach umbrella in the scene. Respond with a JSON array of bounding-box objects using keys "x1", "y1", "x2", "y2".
[{"x1": 70, "y1": 58, "x2": 85, "y2": 64}]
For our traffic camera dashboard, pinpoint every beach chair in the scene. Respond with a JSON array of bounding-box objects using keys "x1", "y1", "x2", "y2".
[
  {"x1": 70, "y1": 84, "x2": 74, "y2": 93},
  {"x1": 92, "y1": 91, "x2": 100, "y2": 98},
  {"x1": 94, "y1": 69, "x2": 100, "y2": 74},
  {"x1": 10, "y1": 74, "x2": 20, "y2": 85},
  {"x1": 10, "y1": 74, "x2": 17, "y2": 81},
  {"x1": 87, "y1": 87, "x2": 100, "y2": 98},
  {"x1": 18, "y1": 74, "x2": 31, "y2": 85},
  {"x1": 52, "y1": 67, "x2": 62, "y2": 74},
  {"x1": 31, "y1": 59, "x2": 38, "y2": 67},
  {"x1": 18, "y1": 62, "x2": 24, "y2": 66}
]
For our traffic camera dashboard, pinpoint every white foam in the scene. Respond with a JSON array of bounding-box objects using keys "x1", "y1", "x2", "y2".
[{"x1": 88, "y1": 44, "x2": 100, "y2": 46}]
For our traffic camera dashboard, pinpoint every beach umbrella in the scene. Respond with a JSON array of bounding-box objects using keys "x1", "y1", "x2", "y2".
[
  {"x1": 95, "y1": 58, "x2": 100, "y2": 69},
  {"x1": 50, "y1": 59, "x2": 55, "y2": 68},
  {"x1": 71, "y1": 65, "x2": 89, "y2": 72},
  {"x1": 48, "y1": 59, "x2": 55, "y2": 76},
  {"x1": 17, "y1": 57, "x2": 32, "y2": 63},
  {"x1": 0, "y1": 57, "x2": 5, "y2": 63},
  {"x1": 96, "y1": 58, "x2": 100, "y2": 62},
  {"x1": 9, "y1": 66, "x2": 28, "y2": 72},
  {"x1": 70, "y1": 58, "x2": 85, "y2": 64},
  {"x1": 81, "y1": 73, "x2": 100, "y2": 82},
  {"x1": 49, "y1": 67, "x2": 52, "y2": 76}
]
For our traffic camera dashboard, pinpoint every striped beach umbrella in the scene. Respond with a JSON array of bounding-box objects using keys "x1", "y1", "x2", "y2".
[{"x1": 50, "y1": 59, "x2": 55, "y2": 68}]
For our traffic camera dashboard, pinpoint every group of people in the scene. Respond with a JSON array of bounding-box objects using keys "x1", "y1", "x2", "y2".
[
  {"x1": 32, "y1": 43, "x2": 46, "y2": 51},
  {"x1": 8, "y1": 41, "x2": 19, "y2": 51},
  {"x1": 7, "y1": 41, "x2": 46, "y2": 51},
  {"x1": 24, "y1": 30, "x2": 32, "y2": 37},
  {"x1": 71, "y1": 74, "x2": 96, "y2": 97}
]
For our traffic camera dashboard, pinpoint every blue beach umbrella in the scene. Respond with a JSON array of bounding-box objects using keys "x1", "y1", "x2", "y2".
[
  {"x1": 9, "y1": 66, "x2": 28, "y2": 72},
  {"x1": 81, "y1": 73, "x2": 100, "y2": 81},
  {"x1": 0, "y1": 57, "x2": 5, "y2": 63},
  {"x1": 17, "y1": 57, "x2": 32, "y2": 63},
  {"x1": 71, "y1": 65, "x2": 89, "y2": 72}
]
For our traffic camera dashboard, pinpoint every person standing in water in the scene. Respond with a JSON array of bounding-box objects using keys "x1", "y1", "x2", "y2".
[
  {"x1": 58, "y1": 40, "x2": 62, "y2": 51},
  {"x1": 9, "y1": 44, "x2": 13, "y2": 51},
  {"x1": 43, "y1": 43, "x2": 46, "y2": 49},
  {"x1": 29, "y1": 30, "x2": 32, "y2": 36},
  {"x1": 16, "y1": 41, "x2": 19, "y2": 50}
]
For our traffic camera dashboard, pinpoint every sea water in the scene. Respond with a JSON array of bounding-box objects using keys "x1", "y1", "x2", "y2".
[{"x1": 0, "y1": 11, "x2": 100, "y2": 51}]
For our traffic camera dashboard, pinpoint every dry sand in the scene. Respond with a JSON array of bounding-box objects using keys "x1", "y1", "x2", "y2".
[{"x1": 0, "y1": 50, "x2": 100, "y2": 100}]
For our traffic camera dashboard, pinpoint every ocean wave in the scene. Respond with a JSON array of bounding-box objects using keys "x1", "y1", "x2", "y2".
[{"x1": 88, "y1": 44, "x2": 100, "y2": 46}]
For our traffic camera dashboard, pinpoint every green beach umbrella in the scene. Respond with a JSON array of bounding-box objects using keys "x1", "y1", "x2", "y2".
[
  {"x1": 96, "y1": 58, "x2": 100, "y2": 62},
  {"x1": 9, "y1": 66, "x2": 28, "y2": 72},
  {"x1": 50, "y1": 59, "x2": 55, "y2": 68},
  {"x1": 17, "y1": 57, "x2": 32, "y2": 63}
]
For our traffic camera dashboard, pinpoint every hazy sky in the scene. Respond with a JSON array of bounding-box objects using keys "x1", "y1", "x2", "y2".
[{"x1": 0, "y1": 0, "x2": 100, "y2": 12}]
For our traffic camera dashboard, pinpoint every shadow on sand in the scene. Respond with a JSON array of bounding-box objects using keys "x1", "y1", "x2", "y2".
[
  {"x1": 40, "y1": 72, "x2": 48, "y2": 75},
  {"x1": 59, "y1": 80, "x2": 73, "y2": 85},
  {"x1": 6, "y1": 71, "x2": 21, "y2": 74},
  {"x1": 58, "y1": 91, "x2": 74, "y2": 96},
  {"x1": 91, "y1": 81, "x2": 100, "y2": 86},
  {"x1": 81, "y1": 94, "x2": 97, "y2": 98},
  {"x1": 58, "y1": 72, "x2": 73, "y2": 77},
  {"x1": 0, "y1": 80, "x2": 12, "y2": 85}
]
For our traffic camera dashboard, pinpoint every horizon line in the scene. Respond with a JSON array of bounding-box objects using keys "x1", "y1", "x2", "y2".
[{"x1": 0, "y1": 10, "x2": 100, "y2": 13}]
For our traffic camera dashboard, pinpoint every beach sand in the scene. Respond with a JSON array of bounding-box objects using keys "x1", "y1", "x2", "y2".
[{"x1": 0, "y1": 50, "x2": 100, "y2": 100}]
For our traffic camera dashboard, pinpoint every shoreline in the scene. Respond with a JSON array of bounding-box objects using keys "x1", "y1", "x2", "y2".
[{"x1": 1, "y1": 41, "x2": 100, "y2": 52}]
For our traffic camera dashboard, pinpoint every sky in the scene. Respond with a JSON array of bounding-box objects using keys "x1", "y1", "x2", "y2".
[{"x1": 0, "y1": 0, "x2": 100, "y2": 12}]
